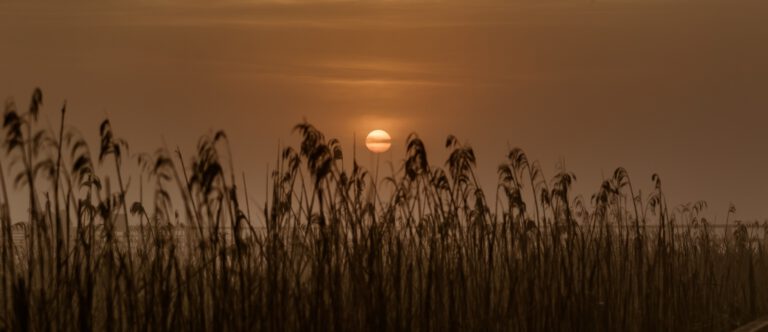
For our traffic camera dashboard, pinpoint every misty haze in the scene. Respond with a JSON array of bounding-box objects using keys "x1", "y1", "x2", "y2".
[{"x1": 1, "y1": 0, "x2": 768, "y2": 331}]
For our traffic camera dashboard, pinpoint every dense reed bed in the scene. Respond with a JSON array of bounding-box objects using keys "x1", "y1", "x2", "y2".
[{"x1": 1, "y1": 89, "x2": 766, "y2": 331}]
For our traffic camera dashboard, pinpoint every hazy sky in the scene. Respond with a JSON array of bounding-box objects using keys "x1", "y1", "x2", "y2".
[{"x1": 2, "y1": 0, "x2": 768, "y2": 221}]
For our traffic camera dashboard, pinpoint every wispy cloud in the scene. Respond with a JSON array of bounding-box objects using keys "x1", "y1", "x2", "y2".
[
  {"x1": 0, "y1": 0, "x2": 590, "y2": 29},
  {"x1": 319, "y1": 78, "x2": 455, "y2": 87}
]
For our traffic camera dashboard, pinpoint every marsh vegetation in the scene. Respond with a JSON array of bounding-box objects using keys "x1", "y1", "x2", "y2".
[{"x1": 1, "y1": 89, "x2": 766, "y2": 331}]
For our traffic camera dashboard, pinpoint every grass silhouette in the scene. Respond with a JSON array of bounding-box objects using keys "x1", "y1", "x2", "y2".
[{"x1": 0, "y1": 88, "x2": 766, "y2": 331}]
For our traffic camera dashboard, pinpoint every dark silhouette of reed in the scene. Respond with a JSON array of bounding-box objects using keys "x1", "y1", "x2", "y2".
[{"x1": 0, "y1": 88, "x2": 766, "y2": 331}]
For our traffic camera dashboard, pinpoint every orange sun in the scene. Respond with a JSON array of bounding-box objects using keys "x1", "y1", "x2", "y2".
[{"x1": 365, "y1": 129, "x2": 391, "y2": 153}]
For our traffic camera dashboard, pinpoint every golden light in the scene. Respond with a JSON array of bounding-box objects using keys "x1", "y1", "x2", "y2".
[{"x1": 365, "y1": 129, "x2": 391, "y2": 153}]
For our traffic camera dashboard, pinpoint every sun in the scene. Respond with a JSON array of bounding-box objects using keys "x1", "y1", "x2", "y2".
[{"x1": 365, "y1": 129, "x2": 391, "y2": 153}]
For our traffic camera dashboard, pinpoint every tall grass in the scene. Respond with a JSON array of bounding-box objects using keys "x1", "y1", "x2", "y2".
[{"x1": 1, "y1": 88, "x2": 766, "y2": 331}]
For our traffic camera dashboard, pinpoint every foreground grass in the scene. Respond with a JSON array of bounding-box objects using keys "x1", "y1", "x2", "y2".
[{"x1": 1, "y1": 89, "x2": 766, "y2": 331}]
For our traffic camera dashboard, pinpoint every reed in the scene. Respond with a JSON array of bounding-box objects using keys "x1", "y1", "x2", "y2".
[{"x1": 0, "y1": 88, "x2": 766, "y2": 331}]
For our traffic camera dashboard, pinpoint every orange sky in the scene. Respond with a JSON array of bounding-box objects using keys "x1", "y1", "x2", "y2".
[{"x1": 2, "y1": 0, "x2": 768, "y2": 221}]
